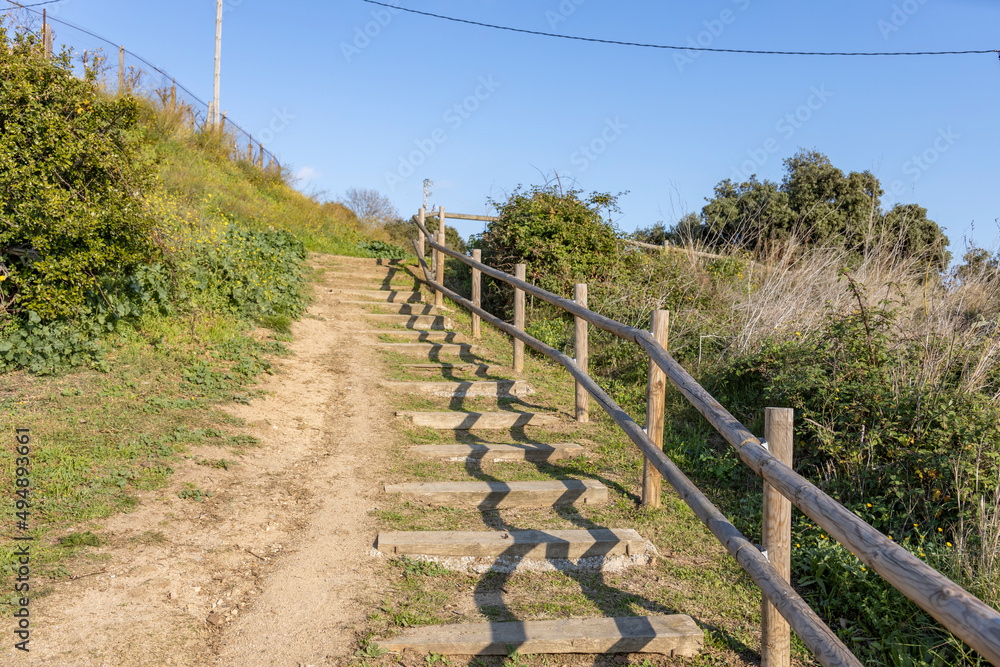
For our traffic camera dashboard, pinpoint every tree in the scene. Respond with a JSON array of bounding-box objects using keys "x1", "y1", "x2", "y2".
[
  {"x1": 679, "y1": 149, "x2": 948, "y2": 266},
  {"x1": 700, "y1": 177, "x2": 793, "y2": 251},
  {"x1": 339, "y1": 187, "x2": 398, "y2": 229},
  {"x1": 955, "y1": 247, "x2": 999, "y2": 283},
  {"x1": 882, "y1": 204, "x2": 950, "y2": 269}
]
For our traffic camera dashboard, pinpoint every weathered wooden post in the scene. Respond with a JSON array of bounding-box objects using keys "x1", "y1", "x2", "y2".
[
  {"x1": 762, "y1": 407, "x2": 794, "y2": 667},
  {"x1": 435, "y1": 232, "x2": 446, "y2": 307},
  {"x1": 171, "y1": 79, "x2": 177, "y2": 109},
  {"x1": 417, "y1": 208, "x2": 426, "y2": 266},
  {"x1": 642, "y1": 309, "x2": 669, "y2": 507},
  {"x1": 574, "y1": 283, "x2": 589, "y2": 422},
  {"x1": 472, "y1": 249, "x2": 482, "y2": 339},
  {"x1": 513, "y1": 263, "x2": 526, "y2": 373}
]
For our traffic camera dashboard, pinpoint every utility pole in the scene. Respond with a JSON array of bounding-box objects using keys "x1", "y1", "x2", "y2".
[{"x1": 213, "y1": 0, "x2": 222, "y2": 126}]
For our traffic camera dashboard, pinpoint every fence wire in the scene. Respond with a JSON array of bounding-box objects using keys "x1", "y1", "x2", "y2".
[{"x1": 1, "y1": 3, "x2": 281, "y2": 171}]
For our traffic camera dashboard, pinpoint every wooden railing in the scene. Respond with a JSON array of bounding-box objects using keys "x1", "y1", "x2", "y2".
[{"x1": 411, "y1": 209, "x2": 1000, "y2": 666}]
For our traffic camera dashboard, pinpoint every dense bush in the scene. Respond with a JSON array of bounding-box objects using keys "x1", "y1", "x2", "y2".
[
  {"x1": 0, "y1": 29, "x2": 158, "y2": 321},
  {"x1": 475, "y1": 186, "x2": 625, "y2": 318},
  {"x1": 0, "y1": 29, "x2": 317, "y2": 373}
]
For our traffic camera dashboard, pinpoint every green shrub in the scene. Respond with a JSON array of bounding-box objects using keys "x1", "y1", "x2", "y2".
[
  {"x1": 355, "y1": 239, "x2": 407, "y2": 259},
  {"x1": 0, "y1": 29, "x2": 157, "y2": 321},
  {"x1": 478, "y1": 185, "x2": 624, "y2": 315}
]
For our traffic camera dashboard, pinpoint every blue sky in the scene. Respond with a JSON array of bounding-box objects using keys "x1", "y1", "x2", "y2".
[{"x1": 33, "y1": 0, "x2": 1000, "y2": 255}]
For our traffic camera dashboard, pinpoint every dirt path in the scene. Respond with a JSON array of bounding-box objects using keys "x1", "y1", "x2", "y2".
[{"x1": 4, "y1": 255, "x2": 393, "y2": 666}]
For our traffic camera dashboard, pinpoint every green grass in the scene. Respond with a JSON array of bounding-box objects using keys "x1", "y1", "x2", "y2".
[{"x1": 0, "y1": 310, "x2": 287, "y2": 587}]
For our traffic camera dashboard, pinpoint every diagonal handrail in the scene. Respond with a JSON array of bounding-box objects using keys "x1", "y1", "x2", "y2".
[
  {"x1": 413, "y1": 214, "x2": 1000, "y2": 665},
  {"x1": 410, "y1": 241, "x2": 860, "y2": 667}
]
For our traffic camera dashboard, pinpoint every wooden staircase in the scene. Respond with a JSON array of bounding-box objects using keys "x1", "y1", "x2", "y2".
[{"x1": 327, "y1": 257, "x2": 703, "y2": 658}]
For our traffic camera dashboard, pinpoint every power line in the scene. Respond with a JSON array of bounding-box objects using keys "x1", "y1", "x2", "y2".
[
  {"x1": 362, "y1": 0, "x2": 998, "y2": 57},
  {"x1": 4, "y1": 1, "x2": 67, "y2": 8}
]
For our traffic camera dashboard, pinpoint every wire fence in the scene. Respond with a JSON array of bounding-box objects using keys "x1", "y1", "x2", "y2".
[{"x1": 1, "y1": 2, "x2": 281, "y2": 173}]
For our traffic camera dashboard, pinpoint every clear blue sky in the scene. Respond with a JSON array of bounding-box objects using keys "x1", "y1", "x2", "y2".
[{"x1": 36, "y1": 0, "x2": 1000, "y2": 255}]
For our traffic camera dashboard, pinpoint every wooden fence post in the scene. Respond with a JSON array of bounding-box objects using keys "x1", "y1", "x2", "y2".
[
  {"x1": 435, "y1": 232, "x2": 445, "y2": 307},
  {"x1": 574, "y1": 283, "x2": 589, "y2": 423},
  {"x1": 642, "y1": 310, "x2": 669, "y2": 507},
  {"x1": 171, "y1": 79, "x2": 177, "y2": 109},
  {"x1": 513, "y1": 263, "x2": 526, "y2": 373},
  {"x1": 472, "y1": 249, "x2": 482, "y2": 338},
  {"x1": 762, "y1": 407, "x2": 794, "y2": 667},
  {"x1": 118, "y1": 46, "x2": 125, "y2": 95},
  {"x1": 417, "y1": 208, "x2": 426, "y2": 265}
]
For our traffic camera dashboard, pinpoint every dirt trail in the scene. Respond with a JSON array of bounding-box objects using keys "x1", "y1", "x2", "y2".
[{"x1": 4, "y1": 255, "x2": 393, "y2": 666}]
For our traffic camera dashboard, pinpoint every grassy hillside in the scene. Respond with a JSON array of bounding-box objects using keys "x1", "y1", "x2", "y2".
[{"x1": 0, "y1": 33, "x2": 378, "y2": 590}]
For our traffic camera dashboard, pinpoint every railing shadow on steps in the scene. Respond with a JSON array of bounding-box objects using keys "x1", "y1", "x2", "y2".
[
  {"x1": 457, "y1": 431, "x2": 755, "y2": 658},
  {"x1": 409, "y1": 210, "x2": 1000, "y2": 666}
]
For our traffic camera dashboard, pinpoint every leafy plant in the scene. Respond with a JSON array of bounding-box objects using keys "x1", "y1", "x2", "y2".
[
  {"x1": 177, "y1": 483, "x2": 212, "y2": 502},
  {"x1": 0, "y1": 29, "x2": 158, "y2": 321},
  {"x1": 356, "y1": 239, "x2": 406, "y2": 259},
  {"x1": 478, "y1": 185, "x2": 625, "y2": 315}
]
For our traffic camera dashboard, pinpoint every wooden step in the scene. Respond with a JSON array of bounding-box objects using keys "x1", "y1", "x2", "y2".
[
  {"x1": 384, "y1": 380, "x2": 534, "y2": 398},
  {"x1": 328, "y1": 289, "x2": 424, "y2": 302},
  {"x1": 327, "y1": 269, "x2": 418, "y2": 278},
  {"x1": 364, "y1": 331, "x2": 467, "y2": 343},
  {"x1": 327, "y1": 282, "x2": 422, "y2": 291},
  {"x1": 380, "y1": 343, "x2": 480, "y2": 356},
  {"x1": 326, "y1": 257, "x2": 408, "y2": 266},
  {"x1": 384, "y1": 480, "x2": 607, "y2": 508},
  {"x1": 397, "y1": 411, "x2": 561, "y2": 430},
  {"x1": 336, "y1": 301, "x2": 448, "y2": 315},
  {"x1": 377, "y1": 528, "x2": 645, "y2": 559},
  {"x1": 374, "y1": 615, "x2": 703, "y2": 656},
  {"x1": 410, "y1": 442, "x2": 584, "y2": 463},
  {"x1": 402, "y1": 363, "x2": 504, "y2": 376},
  {"x1": 366, "y1": 314, "x2": 451, "y2": 330}
]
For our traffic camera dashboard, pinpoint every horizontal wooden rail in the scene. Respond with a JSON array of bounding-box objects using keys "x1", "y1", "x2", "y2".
[
  {"x1": 413, "y1": 213, "x2": 1000, "y2": 665},
  {"x1": 410, "y1": 240, "x2": 860, "y2": 667},
  {"x1": 423, "y1": 210, "x2": 498, "y2": 222}
]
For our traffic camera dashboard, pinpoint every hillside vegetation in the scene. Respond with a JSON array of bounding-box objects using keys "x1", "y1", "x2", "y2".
[
  {"x1": 455, "y1": 183, "x2": 1000, "y2": 665},
  {"x1": 0, "y1": 26, "x2": 380, "y2": 579}
]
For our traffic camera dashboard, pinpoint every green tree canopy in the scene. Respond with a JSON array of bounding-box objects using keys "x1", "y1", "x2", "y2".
[{"x1": 668, "y1": 150, "x2": 950, "y2": 268}]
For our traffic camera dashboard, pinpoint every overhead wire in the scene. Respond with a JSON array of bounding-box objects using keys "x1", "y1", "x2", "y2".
[
  {"x1": 4, "y1": 0, "x2": 66, "y2": 8},
  {"x1": 362, "y1": 0, "x2": 999, "y2": 57}
]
